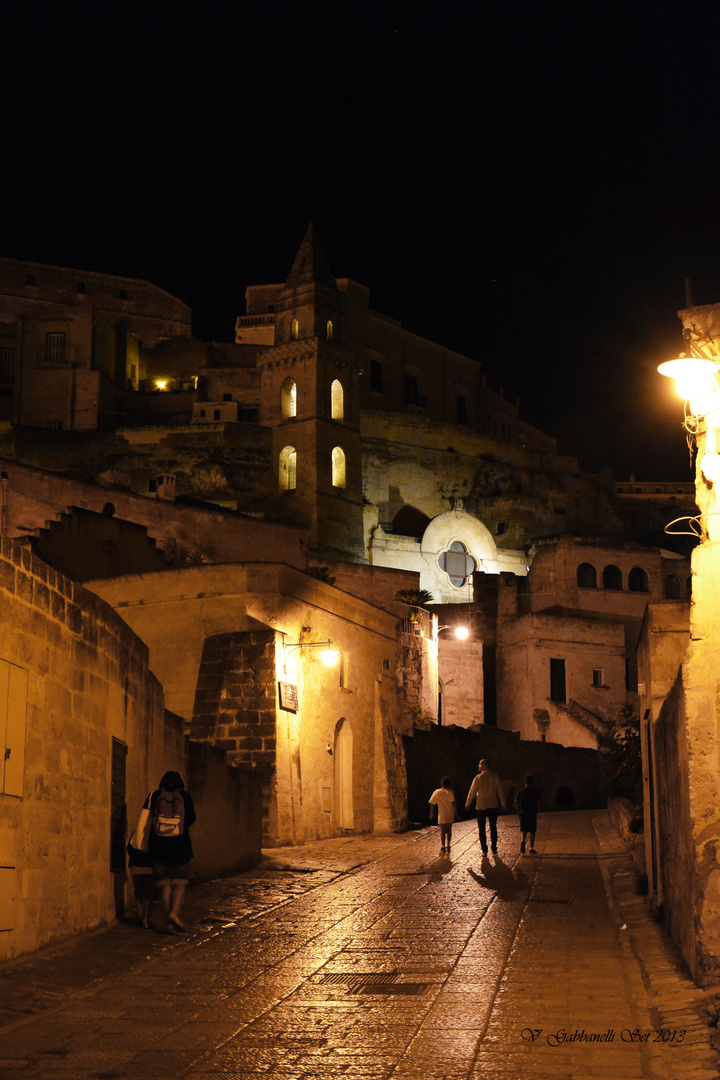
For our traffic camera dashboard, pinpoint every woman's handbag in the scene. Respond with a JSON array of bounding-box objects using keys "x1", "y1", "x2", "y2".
[{"x1": 129, "y1": 804, "x2": 152, "y2": 853}]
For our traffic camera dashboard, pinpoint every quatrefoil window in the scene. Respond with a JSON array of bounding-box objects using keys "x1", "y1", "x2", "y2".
[{"x1": 438, "y1": 541, "x2": 476, "y2": 587}]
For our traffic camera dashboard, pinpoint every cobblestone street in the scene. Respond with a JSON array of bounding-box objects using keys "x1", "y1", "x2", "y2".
[{"x1": 0, "y1": 810, "x2": 717, "y2": 1079}]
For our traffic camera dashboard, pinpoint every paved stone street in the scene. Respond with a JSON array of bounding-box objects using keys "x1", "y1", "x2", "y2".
[{"x1": 0, "y1": 809, "x2": 718, "y2": 1079}]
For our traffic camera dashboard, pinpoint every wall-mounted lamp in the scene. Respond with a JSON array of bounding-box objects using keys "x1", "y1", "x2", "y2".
[
  {"x1": 437, "y1": 625, "x2": 469, "y2": 640},
  {"x1": 282, "y1": 635, "x2": 341, "y2": 674},
  {"x1": 658, "y1": 356, "x2": 720, "y2": 419},
  {"x1": 659, "y1": 353, "x2": 720, "y2": 540}
]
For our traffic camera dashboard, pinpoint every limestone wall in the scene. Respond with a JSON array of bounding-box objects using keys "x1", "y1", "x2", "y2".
[
  {"x1": 652, "y1": 670, "x2": 697, "y2": 977},
  {"x1": 0, "y1": 538, "x2": 261, "y2": 961},
  {"x1": 98, "y1": 563, "x2": 407, "y2": 846},
  {"x1": 497, "y1": 610, "x2": 626, "y2": 747},
  {"x1": 403, "y1": 724, "x2": 605, "y2": 825},
  {"x1": 0, "y1": 458, "x2": 307, "y2": 568}
]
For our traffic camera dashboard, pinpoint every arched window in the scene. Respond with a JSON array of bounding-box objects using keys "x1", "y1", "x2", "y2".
[
  {"x1": 603, "y1": 564, "x2": 623, "y2": 590},
  {"x1": 279, "y1": 445, "x2": 297, "y2": 492},
  {"x1": 291, "y1": 318, "x2": 299, "y2": 340},
  {"x1": 577, "y1": 562, "x2": 597, "y2": 589},
  {"x1": 326, "y1": 320, "x2": 334, "y2": 340},
  {"x1": 280, "y1": 377, "x2": 297, "y2": 420},
  {"x1": 331, "y1": 446, "x2": 346, "y2": 488},
  {"x1": 628, "y1": 567, "x2": 649, "y2": 593},
  {"x1": 331, "y1": 378, "x2": 344, "y2": 420},
  {"x1": 664, "y1": 575, "x2": 681, "y2": 599}
]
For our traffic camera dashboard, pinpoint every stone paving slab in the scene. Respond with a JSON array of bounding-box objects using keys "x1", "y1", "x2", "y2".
[{"x1": 0, "y1": 811, "x2": 718, "y2": 1078}]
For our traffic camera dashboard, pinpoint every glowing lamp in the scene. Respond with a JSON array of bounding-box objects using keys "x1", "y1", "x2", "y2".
[
  {"x1": 437, "y1": 624, "x2": 469, "y2": 640},
  {"x1": 282, "y1": 636, "x2": 340, "y2": 673},
  {"x1": 155, "y1": 378, "x2": 168, "y2": 391},
  {"x1": 658, "y1": 357, "x2": 720, "y2": 417}
]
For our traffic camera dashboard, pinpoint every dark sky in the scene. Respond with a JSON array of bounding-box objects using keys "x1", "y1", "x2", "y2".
[{"x1": 3, "y1": 1, "x2": 720, "y2": 481}]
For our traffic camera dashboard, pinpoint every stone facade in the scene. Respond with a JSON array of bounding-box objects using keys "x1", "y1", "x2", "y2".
[
  {"x1": 637, "y1": 297, "x2": 720, "y2": 985},
  {"x1": 87, "y1": 563, "x2": 408, "y2": 846},
  {"x1": 0, "y1": 230, "x2": 702, "y2": 875},
  {"x1": 0, "y1": 537, "x2": 261, "y2": 961},
  {"x1": 403, "y1": 723, "x2": 605, "y2": 825}
]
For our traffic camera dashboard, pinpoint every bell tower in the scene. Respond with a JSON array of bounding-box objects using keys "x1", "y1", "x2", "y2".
[{"x1": 259, "y1": 226, "x2": 365, "y2": 561}]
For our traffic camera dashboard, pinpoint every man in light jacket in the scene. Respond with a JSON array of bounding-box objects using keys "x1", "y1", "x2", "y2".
[{"x1": 465, "y1": 759, "x2": 504, "y2": 855}]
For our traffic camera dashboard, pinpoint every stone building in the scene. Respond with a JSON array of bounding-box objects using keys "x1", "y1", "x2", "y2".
[
  {"x1": 635, "y1": 295, "x2": 720, "y2": 985},
  {"x1": 0, "y1": 231, "x2": 697, "y2": 864},
  {"x1": 0, "y1": 536, "x2": 261, "y2": 962}
]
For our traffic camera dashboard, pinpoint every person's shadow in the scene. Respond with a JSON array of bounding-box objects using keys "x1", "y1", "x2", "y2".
[{"x1": 468, "y1": 855, "x2": 527, "y2": 900}]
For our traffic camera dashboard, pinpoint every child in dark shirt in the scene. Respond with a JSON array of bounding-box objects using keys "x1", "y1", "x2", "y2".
[{"x1": 517, "y1": 774, "x2": 542, "y2": 854}]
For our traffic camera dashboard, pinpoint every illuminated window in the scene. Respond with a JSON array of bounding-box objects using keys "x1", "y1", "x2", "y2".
[
  {"x1": 45, "y1": 332, "x2": 66, "y2": 363},
  {"x1": 327, "y1": 320, "x2": 334, "y2": 340},
  {"x1": 279, "y1": 445, "x2": 297, "y2": 492},
  {"x1": 331, "y1": 446, "x2": 346, "y2": 488},
  {"x1": 281, "y1": 377, "x2": 297, "y2": 420},
  {"x1": 291, "y1": 318, "x2": 299, "y2": 340},
  {"x1": 331, "y1": 379, "x2": 344, "y2": 420}
]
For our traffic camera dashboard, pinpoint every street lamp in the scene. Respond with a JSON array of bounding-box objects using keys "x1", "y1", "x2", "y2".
[
  {"x1": 658, "y1": 353, "x2": 720, "y2": 538},
  {"x1": 437, "y1": 624, "x2": 469, "y2": 639},
  {"x1": 281, "y1": 636, "x2": 340, "y2": 674},
  {"x1": 657, "y1": 356, "x2": 720, "y2": 419}
]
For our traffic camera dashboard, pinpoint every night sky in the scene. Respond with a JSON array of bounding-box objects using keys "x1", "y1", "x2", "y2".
[{"x1": 3, "y1": 2, "x2": 720, "y2": 481}]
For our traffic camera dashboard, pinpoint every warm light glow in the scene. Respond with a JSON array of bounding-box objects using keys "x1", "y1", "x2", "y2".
[
  {"x1": 658, "y1": 357, "x2": 720, "y2": 415},
  {"x1": 331, "y1": 446, "x2": 346, "y2": 488},
  {"x1": 155, "y1": 379, "x2": 168, "y2": 391},
  {"x1": 281, "y1": 637, "x2": 340, "y2": 673},
  {"x1": 454, "y1": 625, "x2": 469, "y2": 640}
]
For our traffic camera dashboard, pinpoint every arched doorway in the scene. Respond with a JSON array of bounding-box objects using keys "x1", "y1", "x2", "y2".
[{"x1": 334, "y1": 718, "x2": 353, "y2": 830}]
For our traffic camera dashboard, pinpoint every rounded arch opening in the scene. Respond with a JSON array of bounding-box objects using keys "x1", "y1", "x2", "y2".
[
  {"x1": 280, "y1": 377, "x2": 297, "y2": 420},
  {"x1": 279, "y1": 445, "x2": 297, "y2": 492},
  {"x1": 577, "y1": 562, "x2": 597, "y2": 589},
  {"x1": 331, "y1": 378, "x2": 344, "y2": 420},
  {"x1": 628, "y1": 566, "x2": 649, "y2": 593},
  {"x1": 392, "y1": 504, "x2": 431, "y2": 540},
  {"x1": 331, "y1": 446, "x2": 346, "y2": 488},
  {"x1": 602, "y1": 564, "x2": 623, "y2": 591}
]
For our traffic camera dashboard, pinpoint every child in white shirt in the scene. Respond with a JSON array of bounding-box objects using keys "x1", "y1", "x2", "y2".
[{"x1": 429, "y1": 776, "x2": 457, "y2": 855}]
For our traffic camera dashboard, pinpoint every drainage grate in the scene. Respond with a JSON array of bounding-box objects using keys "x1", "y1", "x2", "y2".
[
  {"x1": 347, "y1": 982, "x2": 429, "y2": 996},
  {"x1": 529, "y1": 897, "x2": 572, "y2": 904},
  {"x1": 318, "y1": 972, "x2": 399, "y2": 987}
]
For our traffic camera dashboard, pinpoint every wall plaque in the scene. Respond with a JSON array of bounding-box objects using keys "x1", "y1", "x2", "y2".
[{"x1": 278, "y1": 681, "x2": 298, "y2": 712}]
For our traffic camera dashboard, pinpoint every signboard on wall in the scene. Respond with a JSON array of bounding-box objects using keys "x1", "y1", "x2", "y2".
[{"x1": 278, "y1": 681, "x2": 298, "y2": 713}]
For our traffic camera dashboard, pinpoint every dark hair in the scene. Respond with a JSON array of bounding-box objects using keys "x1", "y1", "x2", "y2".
[
  {"x1": 441, "y1": 776, "x2": 452, "y2": 788},
  {"x1": 159, "y1": 770, "x2": 184, "y2": 791},
  {"x1": 525, "y1": 774, "x2": 534, "y2": 785}
]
